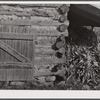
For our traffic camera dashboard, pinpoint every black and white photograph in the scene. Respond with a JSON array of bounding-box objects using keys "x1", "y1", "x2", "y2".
[{"x1": 0, "y1": 2, "x2": 100, "y2": 90}]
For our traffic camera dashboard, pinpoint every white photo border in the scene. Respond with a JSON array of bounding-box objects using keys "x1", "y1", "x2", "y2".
[{"x1": 0, "y1": 1, "x2": 99, "y2": 99}]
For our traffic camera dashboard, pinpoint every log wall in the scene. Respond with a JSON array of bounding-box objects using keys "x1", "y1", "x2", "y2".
[{"x1": 0, "y1": 4, "x2": 70, "y2": 81}]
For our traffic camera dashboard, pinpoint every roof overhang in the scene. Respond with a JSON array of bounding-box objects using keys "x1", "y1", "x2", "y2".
[{"x1": 68, "y1": 4, "x2": 100, "y2": 26}]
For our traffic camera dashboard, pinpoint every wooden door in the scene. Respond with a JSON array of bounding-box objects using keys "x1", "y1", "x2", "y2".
[
  {"x1": 0, "y1": 4, "x2": 69, "y2": 81},
  {"x1": 0, "y1": 11, "x2": 36, "y2": 81}
]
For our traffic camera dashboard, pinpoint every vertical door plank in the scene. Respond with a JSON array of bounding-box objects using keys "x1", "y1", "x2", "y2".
[
  {"x1": 7, "y1": 69, "x2": 14, "y2": 81},
  {"x1": 13, "y1": 68, "x2": 27, "y2": 81},
  {"x1": 26, "y1": 69, "x2": 33, "y2": 81},
  {"x1": 0, "y1": 68, "x2": 7, "y2": 81}
]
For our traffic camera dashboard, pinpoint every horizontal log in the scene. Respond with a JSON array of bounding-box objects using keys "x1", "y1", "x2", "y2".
[
  {"x1": 0, "y1": 26, "x2": 68, "y2": 37},
  {"x1": 36, "y1": 36, "x2": 57, "y2": 45},
  {"x1": 35, "y1": 45, "x2": 52, "y2": 49},
  {"x1": 34, "y1": 64, "x2": 54, "y2": 69},
  {"x1": 0, "y1": 11, "x2": 61, "y2": 20},
  {"x1": 0, "y1": 32, "x2": 35, "y2": 40},
  {"x1": 29, "y1": 8, "x2": 59, "y2": 17},
  {"x1": 30, "y1": 26, "x2": 69, "y2": 36},
  {"x1": 30, "y1": 16, "x2": 60, "y2": 21},
  {"x1": 34, "y1": 70, "x2": 54, "y2": 77},
  {"x1": 34, "y1": 68, "x2": 66, "y2": 77},
  {"x1": 0, "y1": 5, "x2": 23, "y2": 12},
  {"x1": 0, "y1": 11, "x2": 30, "y2": 17},
  {"x1": 29, "y1": 8, "x2": 65, "y2": 18},
  {"x1": 18, "y1": 4, "x2": 64, "y2": 8},
  {"x1": 35, "y1": 44, "x2": 57, "y2": 57},
  {"x1": 0, "y1": 19, "x2": 69, "y2": 26},
  {"x1": 35, "y1": 45, "x2": 53, "y2": 50},
  {"x1": 0, "y1": 62, "x2": 32, "y2": 68},
  {"x1": 0, "y1": 5, "x2": 69, "y2": 13},
  {"x1": 34, "y1": 56, "x2": 66, "y2": 65},
  {"x1": 0, "y1": 4, "x2": 69, "y2": 17},
  {"x1": 0, "y1": 14, "x2": 68, "y2": 23},
  {"x1": 35, "y1": 48, "x2": 55, "y2": 56},
  {"x1": 0, "y1": 10, "x2": 60, "y2": 18}
]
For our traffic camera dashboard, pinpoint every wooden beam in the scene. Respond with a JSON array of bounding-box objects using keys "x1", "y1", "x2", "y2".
[
  {"x1": 34, "y1": 56, "x2": 66, "y2": 65},
  {"x1": 33, "y1": 69, "x2": 66, "y2": 77},
  {"x1": 0, "y1": 62, "x2": 32, "y2": 69},
  {"x1": 18, "y1": 4, "x2": 62, "y2": 8},
  {"x1": 0, "y1": 32, "x2": 35, "y2": 41},
  {"x1": 0, "y1": 11, "x2": 30, "y2": 17},
  {"x1": 0, "y1": 10, "x2": 57, "y2": 17},
  {"x1": 0, "y1": 19, "x2": 69, "y2": 26},
  {"x1": 29, "y1": 26, "x2": 69, "y2": 36},
  {"x1": 34, "y1": 70, "x2": 54, "y2": 77},
  {"x1": 0, "y1": 40, "x2": 32, "y2": 62}
]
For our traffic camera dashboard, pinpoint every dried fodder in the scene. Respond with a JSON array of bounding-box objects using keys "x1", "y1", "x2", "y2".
[
  {"x1": 50, "y1": 26, "x2": 100, "y2": 90},
  {"x1": 65, "y1": 44, "x2": 100, "y2": 87},
  {"x1": 64, "y1": 26, "x2": 100, "y2": 88}
]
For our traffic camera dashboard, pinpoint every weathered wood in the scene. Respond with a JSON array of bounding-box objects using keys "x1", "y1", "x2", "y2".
[
  {"x1": 0, "y1": 4, "x2": 64, "y2": 11},
  {"x1": 59, "y1": 15, "x2": 67, "y2": 23},
  {"x1": 0, "y1": 68, "x2": 7, "y2": 81},
  {"x1": 0, "y1": 32, "x2": 35, "y2": 41},
  {"x1": 29, "y1": 8, "x2": 60, "y2": 17},
  {"x1": 0, "y1": 40, "x2": 34, "y2": 62},
  {"x1": 36, "y1": 36, "x2": 57, "y2": 45},
  {"x1": 30, "y1": 26, "x2": 69, "y2": 36},
  {"x1": 0, "y1": 11, "x2": 30, "y2": 17},
  {"x1": 34, "y1": 64, "x2": 54, "y2": 69},
  {"x1": 34, "y1": 70, "x2": 54, "y2": 77},
  {"x1": 32, "y1": 38, "x2": 35, "y2": 71},
  {"x1": 7, "y1": 68, "x2": 33, "y2": 81},
  {"x1": 34, "y1": 68, "x2": 66, "y2": 77},
  {"x1": 0, "y1": 19, "x2": 69, "y2": 26},
  {"x1": 35, "y1": 45, "x2": 52, "y2": 50},
  {"x1": 0, "y1": 62, "x2": 32, "y2": 68},
  {"x1": 0, "y1": 25, "x2": 69, "y2": 36},
  {"x1": 5, "y1": 40, "x2": 20, "y2": 62},
  {"x1": 18, "y1": 4, "x2": 63, "y2": 8},
  {"x1": 0, "y1": 13, "x2": 62, "y2": 20},
  {"x1": 0, "y1": 8, "x2": 60, "y2": 17},
  {"x1": 0, "y1": 40, "x2": 31, "y2": 62},
  {"x1": 59, "y1": 4, "x2": 69, "y2": 14},
  {"x1": 58, "y1": 24, "x2": 67, "y2": 32},
  {"x1": 13, "y1": 68, "x2": 27, "y2": 81},
  {"x1": 26, "y1": 69, "x2": 33, "y2": 81},
  {"x1": 59, "y1": 47, "x2": 65, "y2": 54},
  {"x1": 35, "y1": 45, "x2": 55, "y2": 56},
  {"x1": 35, "y1": 49, "x2": 55, "y2": 57},
  {"x1": 35, "y1": 49, "x2": 54, "y2": 56},
  {"x1": 7, "y1": 69, "x2": 14, "y2": 81},
  {"x1": 34, "y1": 56, "x2": 66, "y2": 65},
  {"x1": 56, "y1": 41, "x2": 65, "y2": 49},
  {"x1": 0, "y1": 4, "x2": 69, "y2": 81}
]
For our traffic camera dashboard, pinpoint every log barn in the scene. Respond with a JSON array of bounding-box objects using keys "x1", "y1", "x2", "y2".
[
  {"x1": 0, "y1": 4, "x2": 69, "y2": 82},
  {"x1": 0, "y1": 3, "x2": 100, "y2": 83}
]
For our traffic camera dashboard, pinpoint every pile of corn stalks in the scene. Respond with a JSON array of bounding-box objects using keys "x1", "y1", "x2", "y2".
[{"x1": 51, "y1": 26, "x2": 100, "y2": 90}]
